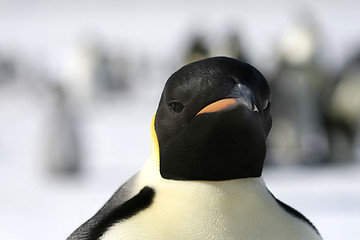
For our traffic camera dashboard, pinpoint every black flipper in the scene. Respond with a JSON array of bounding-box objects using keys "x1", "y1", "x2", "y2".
[
  {"x1": 88, "y1": 186, "x2": 154, "y2": 240},
  {"x1": 67, "y1": 173, "x2": 155, "y2": 240},
  {"x1": 269, "y1": 191, "x2": 320, "y2": 236}
]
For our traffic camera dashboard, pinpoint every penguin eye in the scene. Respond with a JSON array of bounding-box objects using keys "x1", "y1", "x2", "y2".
[
  {"x1": 169, "y1": 101, "x2": 184, "y2": 113},
  {"x1": 263, "y1": 99, "x2": 270, "y2": 111}
]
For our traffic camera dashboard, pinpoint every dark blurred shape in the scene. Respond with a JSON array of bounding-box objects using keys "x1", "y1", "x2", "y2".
[
  {"x1": 45, "y1": 83, "x2": 82, "y2": 175},
  {"x1": 60, "y1": 39, "x2": 131, "y2": 105},
  {"x1": 182, "y1": 27, "x2": 250, "y2": 68},
  {"x1": 219, "y1": 28, "x2": 248, "y2": 62},
  {"x1": 92, "y1": 46, "x2": 130, "y2": 98},
  {"x1": 268, "y1": 16, "x2": 330, "y2": 165},
  {"x1": 321, "y1": 51, "x2": 360, "y2": 163},
  {"x1": 184, "y1": 34, "x2": 210, "y2": 64},
  {"x1": 0, "y1": 54, "x2": 17, "y2": 84}
]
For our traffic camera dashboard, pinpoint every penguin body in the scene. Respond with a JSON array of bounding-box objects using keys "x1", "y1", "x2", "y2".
[
  {"x1": 97, "y1": 157, "x2": 320, "y2": 240},
  {"x1": 68, "y1": 57, "x2": 322, "y2": 240}
]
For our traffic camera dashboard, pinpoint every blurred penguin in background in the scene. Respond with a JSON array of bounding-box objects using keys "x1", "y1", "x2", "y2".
[
  {"x1": 45, "y1": 83, "x2": 82, "y2": 175},
  {"x1": 268, "y1": 13, "x2": 330, "y2": 165},
  {"x1": 0, "y1": 54, "x2": 16, "y2": 85},
  {"x1": 184, "y1": 34, "x2": 210, "y2": 65},
  {"x1": 183, "y1": 27, "x2": 249, "y2": 66},
  {"x1": 322, "y1": 51, "x2": 360, "y2": 163},
  {"x1": 212, "y1": 27, "x2": 249, "y2": 62}
]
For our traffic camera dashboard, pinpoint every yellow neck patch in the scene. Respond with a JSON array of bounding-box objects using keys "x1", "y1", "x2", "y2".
[{"x1": 150, "y1": 114, "x2": 160, "y2": 168}]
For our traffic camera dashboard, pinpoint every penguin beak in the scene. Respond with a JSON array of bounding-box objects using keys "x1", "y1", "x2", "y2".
[
  {"x1": 196, "y1": 84, "x2": 259, "y2": 116},
  {"x1": 196, "y1": 98, "x2": 258, "y2": 116}
]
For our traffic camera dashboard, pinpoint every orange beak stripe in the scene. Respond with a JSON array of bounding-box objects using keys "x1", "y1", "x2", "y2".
[{"x1": 196, "y1": 98, "x2": 239, "y2": 116}]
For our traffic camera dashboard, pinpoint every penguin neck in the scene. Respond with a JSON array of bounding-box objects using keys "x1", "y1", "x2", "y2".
[
  {"x1": 141, "y1": 150, "x2": 268, "y2": 201},
  {"x1": 146, "y1": 114, "x2": 265, "y2": 181},
  {"x1": 143, "y1": 115, "x2": 262, "y2": 182},
  {"x1": 135, "y1": 117, "x2": 270, "y2": 208}
]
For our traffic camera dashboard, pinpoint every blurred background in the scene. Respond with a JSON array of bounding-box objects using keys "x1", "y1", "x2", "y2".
[{"x1": 1, "y1": 0, "x2": 359, "y2": 239}]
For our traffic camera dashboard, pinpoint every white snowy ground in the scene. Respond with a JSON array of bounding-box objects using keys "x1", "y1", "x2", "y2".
[{"x1": 1, "y1": 81, "x2": 359, "y2": 240}]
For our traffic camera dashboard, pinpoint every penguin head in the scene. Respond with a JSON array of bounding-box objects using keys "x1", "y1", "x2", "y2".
[{"x1": 154, "y1": 57, "x2": 272, "y2": 181}]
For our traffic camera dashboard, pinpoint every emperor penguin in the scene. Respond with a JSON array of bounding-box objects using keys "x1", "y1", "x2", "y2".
[{"x1": 67, "y1": 57, "x2": 322, "y2": 240}]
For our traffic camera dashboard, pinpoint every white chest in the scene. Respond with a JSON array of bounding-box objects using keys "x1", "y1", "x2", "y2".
[{"x1": 100, "y1": 178, "x2": 321, "y2": 240}]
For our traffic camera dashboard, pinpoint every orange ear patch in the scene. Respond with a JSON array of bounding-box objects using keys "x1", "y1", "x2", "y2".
[{"x1": 196, "y1": 98, "x2": 239, "y2": 116}]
